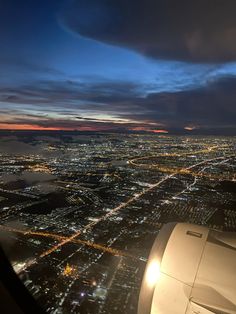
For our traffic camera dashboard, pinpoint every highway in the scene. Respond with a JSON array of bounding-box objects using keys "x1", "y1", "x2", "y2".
[
  {"x1": 37, "y1": 155, "x2": 229, "y2": 261},
  {"x1": 0, "y1": 225, "x2": 131, "y2": 258}
]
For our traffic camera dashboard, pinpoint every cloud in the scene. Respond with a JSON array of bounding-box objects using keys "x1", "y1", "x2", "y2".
[
  {"x1": 0, "y1": 221, "x2": 26, "y2": 259},
  {"x1": 0, "y1": 140, "x2": 42, "y2": 155},
  {"x1": 77, "y1": 76, "x2": 236, "y2": 132},
  {"x1": 0, "y1": 76, "x2": 235, "y2": 134},
  {"x1": 0, "y1": 79, "x2": 141, "y2": 108},
  {"x1": 33, "y1": 182, "x2": 58, "y2": 194},
  {"x1": 0, "y1": 139, "x2": 61, "y2": 157},
  {"x1": 1, "y1": 171, "x2": 56, "y2": 184},
  {"x1": 61, "y1": 0, "x2": 236, "y2": 63},
  {"x1": 0, "y1": 56, "x2": 63, "y2": 77},
  {"x1": 18, "y1": 171, "x2": 56, "y2": 184}
]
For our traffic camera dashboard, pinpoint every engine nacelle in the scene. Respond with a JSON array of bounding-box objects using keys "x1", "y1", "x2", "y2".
[{"x1": 138, "y1": 223, "x2": 236, "y2": 314}]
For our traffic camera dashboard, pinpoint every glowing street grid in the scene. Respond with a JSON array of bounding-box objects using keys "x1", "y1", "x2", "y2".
[{"x1": 0, "y1": 132, "x2": 235, "y2": 314}]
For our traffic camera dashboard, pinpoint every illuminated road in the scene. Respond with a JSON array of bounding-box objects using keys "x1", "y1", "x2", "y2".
[
  {"x1": 129, "y1": 145, "x2": 221, "y2": 164},
  {"x1": 0, "y1": 225, "x2": 131, "y2": 258},
  {"x1": 0, "y1": 136, "x2": 234, "y2": 314},
  {"x1": 37, "y1": 155, "x2": 229, "y2": 261},
  {"x1": 3, "y1": 147, "x2": 233, "y2": 275},
  {"x1": 129, "y1": 145, "x2": 234, "y2": 181}
]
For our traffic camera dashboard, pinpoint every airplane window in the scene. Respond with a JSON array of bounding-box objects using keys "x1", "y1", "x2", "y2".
[{"x1": 0, "y1": 1, "x2": 236, "y2": 314}]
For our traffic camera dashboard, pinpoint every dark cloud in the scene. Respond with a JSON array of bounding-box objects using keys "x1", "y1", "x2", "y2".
[
  {"x1": 1, "y1": 171, "x2": 56, "y2": 184},
  {"x1": 0, "y1": 116, "x2": 148, "y2": 132},
  {"x1": 0, "y1": 140, "x2": 43, "y2": 155},
  {"x1": 0, "y1": 220, "x2": 26, "y2": 260},
  {"x1": 33, "y1": 182, "x2": 58, "y2": 194},
  {"x1": 79, "y1": 76, "x2": 236, "y2": 132},
  {"x1": 0, "y1": 79, "x2": 140, "y2": 107},
  {"x1": 0, "y1": 139, "x2": 61, "y2": 157},
  {"x1": 61, "y1": 0, "x2": 236, "y2": 63},
  {"x1": 0, "y1": 76, "x2": 236, "y2": 133},
  {"x1": 0, "y1": 56, "x2": 64, "y2": 76}
]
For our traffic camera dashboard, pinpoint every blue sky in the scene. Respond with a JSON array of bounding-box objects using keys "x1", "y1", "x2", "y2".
[{"x1": 0, "y1": 0, "x2": 236, "y2": 133}]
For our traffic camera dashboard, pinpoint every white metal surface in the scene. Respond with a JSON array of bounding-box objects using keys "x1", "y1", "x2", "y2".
[{"x1": 138, "y1": 223, "x2": 236, "y2": 314}]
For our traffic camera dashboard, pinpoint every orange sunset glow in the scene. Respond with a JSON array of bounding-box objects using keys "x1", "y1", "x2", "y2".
[{"x1": 0, "y1": 124, "x2": 71, "y2": 131}]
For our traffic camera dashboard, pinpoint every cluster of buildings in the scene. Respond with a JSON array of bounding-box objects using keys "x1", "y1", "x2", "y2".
[{"x1": 0, "y1": 133, "x2": 235, "y2": 313}]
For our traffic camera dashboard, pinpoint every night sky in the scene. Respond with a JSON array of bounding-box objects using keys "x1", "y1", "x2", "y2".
[{"x1": 0, "y1": 0, "x2": 236, "y2": 134}]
